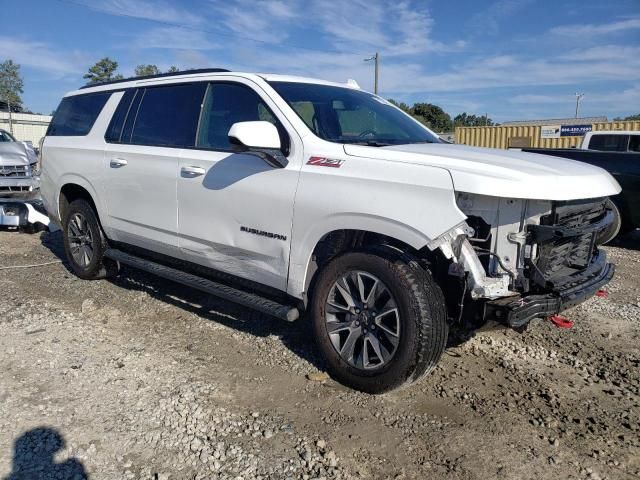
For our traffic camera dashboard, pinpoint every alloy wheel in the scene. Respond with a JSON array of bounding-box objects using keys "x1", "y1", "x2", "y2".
[
  {"x1": 325, "y1": 270, "x2": 401, "y2": 370},
  {"x1": 67, "y1": 213, "x2": 94, "y2": 268}
]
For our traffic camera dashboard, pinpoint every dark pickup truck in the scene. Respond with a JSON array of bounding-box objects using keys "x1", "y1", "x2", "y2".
[{"x1": 523, "y1": 148, "x2": 639, "y2": 235}]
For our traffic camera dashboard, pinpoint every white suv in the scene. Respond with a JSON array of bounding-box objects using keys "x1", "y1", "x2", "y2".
[{"x1": 40, "y1": 69, "x2": 620, "y2": 393}]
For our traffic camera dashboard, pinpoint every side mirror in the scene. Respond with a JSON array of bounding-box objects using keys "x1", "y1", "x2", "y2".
[{"x1": 228, "y1": 121, "x2": 286, "y2": 168}]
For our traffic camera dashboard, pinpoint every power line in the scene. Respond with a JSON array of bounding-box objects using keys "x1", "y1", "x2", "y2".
[{"x1": 55, "y1": 0, "x2": 369, "y2": 58}]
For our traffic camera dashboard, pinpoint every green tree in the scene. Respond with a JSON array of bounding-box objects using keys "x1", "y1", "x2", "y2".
[
  {"x1": 134, "y1": 64, "x2": 161, "y2": 77},
  {"x1": 412, "y1": 103, "x2": 453, "y2": 132},
  {"x1": 167, "y1": 66, "x2": 180, "y2": 73},
  {"x1": 613, "y1": 113, "x2": 640, "y2": 121},
  {"x1": 0, "y1": 59, "x2": 24, "y2": 134},
  {"x1": 84, "y1": 57, "x2": 123, "y2": 84},
  {"x1": 0, "y1": 59, "x2": 24, "y2": 112},
  {"x1": 454, "y1": 112, "x2": 494, "y2": 127},
  {"x1": 387, "y1": 99, "x2": 412, "y2": 114}
]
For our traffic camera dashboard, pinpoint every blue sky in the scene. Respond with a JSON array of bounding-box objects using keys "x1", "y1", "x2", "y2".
[{"x1": 2, "y1": 0, "x2": 639, "y2": 121}]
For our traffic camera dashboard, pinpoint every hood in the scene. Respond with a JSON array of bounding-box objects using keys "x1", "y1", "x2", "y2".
[
  {"x1": 343, "y1": 143, "x2": 621, "y2": 201},
  {"x1": 0, "y1": 142, "x2": 37, "y2": 167}
]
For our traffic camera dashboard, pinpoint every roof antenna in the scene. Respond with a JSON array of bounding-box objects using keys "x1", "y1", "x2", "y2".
[{"x1": 346, "y1": 79, "x2": 360, "y2": 89}]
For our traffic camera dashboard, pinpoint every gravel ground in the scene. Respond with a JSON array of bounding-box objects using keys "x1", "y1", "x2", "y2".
[{"x1": 0, "y1": 229, "x2": 638, "y2": 480}]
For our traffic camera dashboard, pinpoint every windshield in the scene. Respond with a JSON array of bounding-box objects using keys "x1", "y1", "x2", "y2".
[
  {"x1": 269, "y1": 81, "x2": 441, "y2": 146},
  {"x1": 0, "y1": 130, "x2": 16, "y2": 142}
]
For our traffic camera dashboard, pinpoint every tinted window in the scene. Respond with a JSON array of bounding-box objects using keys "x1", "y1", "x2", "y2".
[
  {"x1": 588, "y1": 134, "x2": 629, "y2": 152},
  {"x1": 196, "y1": 83, "x2": 287, "y2": 152},
  {"x1": 121, "y1": 90, "x2": 143, "y2": 144},
  {"x1": 130, "y1": 83, "x2": 207, "y2": 147},
  {"x1": 628, "y1": 135, "x2": 640, "y2": 152},
  {"x1": 270, "y1": 81, "x2": 440, "y2": 146},
  {"x1": 0, "y1": 130, "x2": 16, "y2": 142},
  {"x1": 47, "y1": 93, "x2": 111, "y2": 136},
  {"x1": 105, "y1": 89, "x2": 136, "y2": 143}
]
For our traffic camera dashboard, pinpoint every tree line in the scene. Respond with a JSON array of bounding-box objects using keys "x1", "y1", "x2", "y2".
[
  {"x1": 388, "y1": 99, "x2": 494, "y2": 131},
  {"x1": 83, "y1": 57, "x2": 180, "y2": 84}
]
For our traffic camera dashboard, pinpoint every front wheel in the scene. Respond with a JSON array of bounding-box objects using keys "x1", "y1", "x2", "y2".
[{"x1": 310, "y1": 247, "x2": 448, "y2": 394}]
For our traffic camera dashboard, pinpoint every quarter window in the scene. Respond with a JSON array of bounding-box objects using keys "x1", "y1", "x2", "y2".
[
  {"x1": 47, "y1": 93, "x2": 111, "y2": 136},
  {"x1": 196, "y1": 83, "x2": 287, "y2": 152}
]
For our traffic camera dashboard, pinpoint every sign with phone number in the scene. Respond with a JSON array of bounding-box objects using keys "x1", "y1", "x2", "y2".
[
  {"x1": 560, "y1": 124, "x2": 592, "y2": 137},
  {"x1": 541, "y1": 124, "x2": 593, "y2": 138}
]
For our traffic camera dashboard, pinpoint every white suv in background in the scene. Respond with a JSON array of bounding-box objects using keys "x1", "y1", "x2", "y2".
[{"x1": 40, "y1": 69, "x2": 620, "y2": 393}]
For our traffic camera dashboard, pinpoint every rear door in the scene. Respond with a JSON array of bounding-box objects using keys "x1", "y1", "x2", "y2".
[
  {"x1": 177, "y1": 80, "x2": 301, "y2": 291},
  {"x1": 102, "y1": 83, "x2": 206, "y2": 256}
]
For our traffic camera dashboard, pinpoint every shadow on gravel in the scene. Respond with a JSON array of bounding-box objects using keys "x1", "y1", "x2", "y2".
[
  {"x1": 40, "y1": 230, "x2": 325, "y2": 371},
  {"x1": 3, "y1": 427, "x2": 87, "y2": 480},
  {"x1": 116, "y1": 268, "x2": 325, "y2": 370},
  {"x1": 40, "y1": 228, "x2": 638, "y2": 371}
]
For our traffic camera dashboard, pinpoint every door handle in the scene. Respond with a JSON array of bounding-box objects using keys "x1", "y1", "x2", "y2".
[
  {"x1": 181, "y1": 166, "x2": 206, "y2": 176},
  {"x1": 110, "y1": 157, "x2": 128, "y2": 168}
]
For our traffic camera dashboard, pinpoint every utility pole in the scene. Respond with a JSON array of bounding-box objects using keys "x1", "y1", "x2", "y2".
[
  {"x1": 574, "y1": 92, "x2": 585, "y2": 118},
  {"x1": 364, "y1": 52, "x2": 379, "y2": 94},
  {"x1": 7, "y1": 100, "x2": 13, "y2": 135}
]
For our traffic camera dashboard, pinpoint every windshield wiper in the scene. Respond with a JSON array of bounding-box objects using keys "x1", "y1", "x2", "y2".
[{"x1": 343, "y1": 140, "x2": 392, "y2": 147}]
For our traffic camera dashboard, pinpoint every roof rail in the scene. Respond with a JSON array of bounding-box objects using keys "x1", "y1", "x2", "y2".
[{"x1": 79, "y1": 68, "x2": 231, "y2": 89}]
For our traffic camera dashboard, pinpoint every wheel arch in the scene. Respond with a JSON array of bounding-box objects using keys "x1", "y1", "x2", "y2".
[
  {"x1": 287, "y1": 215, "x2": 458, "y2": 302},
  {"x1": 58, "y1": 178, "x2": 103, "y2": 226}
]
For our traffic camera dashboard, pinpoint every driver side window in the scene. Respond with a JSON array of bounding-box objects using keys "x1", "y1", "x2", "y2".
[{"x1": 196, "y1": 83, "x2": 287, "y2": 152}]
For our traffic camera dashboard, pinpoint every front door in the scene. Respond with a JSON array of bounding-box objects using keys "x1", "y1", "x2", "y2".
[{"x1": 177, "y1": 81, "x2": 301, "y2": 291}]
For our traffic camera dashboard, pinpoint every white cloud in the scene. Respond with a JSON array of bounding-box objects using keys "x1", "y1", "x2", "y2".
[
  {"x1": 467, "y1": 0, "x2": 534, "y2": 36},
  {"x1": 550, "y1": 17, "x2": 640, "y2": 36},
  {"x1": 557, "y1": 45, "x2": 640, "y2": 61},
  {"x1": 87, "y1": 0, "x2": 203, "y2": 26},
  {"x1": 0, "y1": 37, "x2": 84, "y2": 77},
  {"x1": 209, "y1": 0, "x2": 299, "y2": 43},
  {"x1": 510, "y1": 85, "x2": 640, "y2": 106},
  {"x1": 307, "y1": 0, "x2": 463, "y2": 56},
  {"x1": 131, "y1": 27, "x2": 218, "y2": 50}
]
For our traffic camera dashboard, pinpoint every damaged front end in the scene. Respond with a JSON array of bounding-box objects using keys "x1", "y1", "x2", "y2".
[
  {"x1": 0, "y1": 142, "x2": 52, "y2": 230},
  {"x1": 428, "y1": 193, "x2": 615, "y2": 329},
  {"x1": 0, "y1": 142, "x2": 40, "y2": 198}
]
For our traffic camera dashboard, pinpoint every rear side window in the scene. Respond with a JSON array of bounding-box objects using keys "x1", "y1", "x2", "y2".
[
  {"x1": 588, "y1": 134, "x2": 629, "y2": 152},
  {"x1": 105, "y1": 89, "x2": 136, "y2": 143},
  {"x1": 629, "y1": 135, "x2": 640, "y2": 152},
  {"x1": 47, "y1": 93, "x2": 111, "y2": 136},
  {"x1": 130, "y1": 83, "x2": 207, "y2": 147}
]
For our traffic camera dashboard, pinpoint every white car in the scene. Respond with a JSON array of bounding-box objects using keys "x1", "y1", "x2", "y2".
[{"x1": 40, "y1": 69, "x2": 620, "y2": 393}]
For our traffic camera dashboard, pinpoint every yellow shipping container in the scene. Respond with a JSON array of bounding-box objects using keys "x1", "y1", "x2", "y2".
[{"x1": 455, "y1": 121, "x2": 640, "y2": 149}]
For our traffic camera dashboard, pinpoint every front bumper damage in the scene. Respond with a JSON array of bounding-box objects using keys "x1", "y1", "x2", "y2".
[
  {"x1": 436, "y1": 195, "x2": 616, "y2": 330},
  {"x1": 0, "y1": 175, "x2": 39, "y2": 198},
  {"x1": 0, "y1": 198, "x2": 54, "y2": 229},
  {"x1": 484, "y1": 250, "x2": 614, "y2": 328}
]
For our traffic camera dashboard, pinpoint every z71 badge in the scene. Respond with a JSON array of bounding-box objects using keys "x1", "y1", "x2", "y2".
[{"x1": 306, "y1": 157, "x2": 345, "y2": 168}]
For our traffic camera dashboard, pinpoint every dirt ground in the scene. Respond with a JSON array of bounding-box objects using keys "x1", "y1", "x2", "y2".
[{"x1": 0, "y1": 229, "x2": 638, "y2": 480}]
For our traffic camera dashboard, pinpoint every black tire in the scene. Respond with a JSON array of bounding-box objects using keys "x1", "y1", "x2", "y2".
[
  {"x1": 310, "y1": 246, "x2": 448, "y2": 394},
  {"x1": 62, "y1": 199, "x2": 118, "y2": 280},
  {"x1": 596, "y1": 199, "x2": 622, "y2": 245}
]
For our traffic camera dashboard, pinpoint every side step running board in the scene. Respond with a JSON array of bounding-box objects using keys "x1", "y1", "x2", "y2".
[{"x1": 104, "y1": 248, "x2": 300, "y2": 322}]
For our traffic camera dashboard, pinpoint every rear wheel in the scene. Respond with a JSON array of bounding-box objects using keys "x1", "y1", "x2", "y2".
[
  {"x1": 62, "y1": 199, "x2": 118, "y2": 280},
  {"x1": 311, "y1": 247, "x2": 448, "y2": 393}
]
